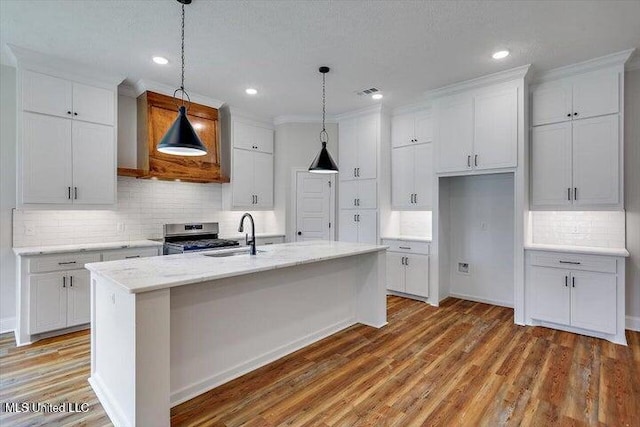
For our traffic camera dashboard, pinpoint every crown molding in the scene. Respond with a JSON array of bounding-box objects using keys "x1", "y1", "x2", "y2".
[
  {"x1": 220, "y1": 105, "x2": 274, "y2": 129},
  {"x1": 273, "y1": 115, "x2": 338, "y2": 126},
  {"x1": 391, "y1": 100, "x2": 432, "y2": 116},
  {"x1": 334, "y1": 104, "x2": 391, "y2": 121},
  {"x1": 133, "y1": 78, "x2": 225, "y2": 109},
  {"x1": 117, "y1": 83, "x2": 138, "y2": 98},
  {"x1": 533, "y1": 48, "x2": 635, "y2": 83},
  {"x1": 626, "y1": 55, "x2": 640, "y2": 72},
  {"x1": 425, "y1": 64, "x2": 531, "y2": 99}
]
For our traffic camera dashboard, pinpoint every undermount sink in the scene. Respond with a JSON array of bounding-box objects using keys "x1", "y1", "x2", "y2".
[{"x1": 202, "y1": 249, "x2": 265, "y2": 258}]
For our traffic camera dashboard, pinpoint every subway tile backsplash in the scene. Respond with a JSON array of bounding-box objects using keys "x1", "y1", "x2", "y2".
[
  {"x1": 530, "y1": 211, "x2": 625, "y2": 248},
  {"x1": 12, "y1": 177, "x2": 279, "y2": 247},
  {"x1": 398, "y1": 211, "x2": 432, "y2": 238}
]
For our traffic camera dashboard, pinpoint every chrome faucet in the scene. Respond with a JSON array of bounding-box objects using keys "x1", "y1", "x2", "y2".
[{"x1": 238, "y1": 213, "x2": 257, "y2": 255}]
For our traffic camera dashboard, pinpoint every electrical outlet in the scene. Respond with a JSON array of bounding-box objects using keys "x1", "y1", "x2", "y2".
[
  {"x1": 480, "y1": 222, "x2": 488, "y2": 231},
  {"x1": 116, "y1": 223, "x2": 125, "y2": 233},
  {"x1": 24, "y1": 224, "x2": 36, "y2": 236},
  {"x1": 458, "y1": 262, "x2": 470, "y2": 275}
]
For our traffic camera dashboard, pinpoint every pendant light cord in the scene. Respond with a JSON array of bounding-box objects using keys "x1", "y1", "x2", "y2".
[
  {"x1": 173, "y1": 2, "x2": 191, "y2": 108},
  {"x1": 320, "y1": 71, "x2": 328, "y2": 147}
]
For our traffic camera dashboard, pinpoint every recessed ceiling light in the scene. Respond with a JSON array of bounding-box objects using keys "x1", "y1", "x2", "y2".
[
  {"x1": 152, "y1": 56, "x2": 169, "y2": 65},
  {"x1": 245, "y1": 88, "x2": 258, "y2": 95},
  {"x1": 371, "y1": 93, "x2": 383, "y2": 100},
  {"x1": 492, "y1": 50, "x2": 510, "y2": 60}
]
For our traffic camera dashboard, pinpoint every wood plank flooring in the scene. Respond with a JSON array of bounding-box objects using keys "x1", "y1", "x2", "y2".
[{"x1": 1, "y1": 296, "x2": 639, "y2": 426}]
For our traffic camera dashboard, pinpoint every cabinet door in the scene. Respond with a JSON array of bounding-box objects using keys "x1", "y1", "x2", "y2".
[
  {"x1": 357, "y1": 179, "x2": 377, "y2": 209},
  {"x1": 253, "y1": 151, "x2": 274, "y2": 208},
  {"x1": 473, "y1": 87, "x2": 517, "y2": 170},
  {"x1": 531, "y1": 80, "x2": 572, "y2": 126},
  {"x1": 435, "y1": 95, "x2": 473, "y2": 173},
  {"x1": 357, "y1": 210, "x2": 377, "y2": 244},
  {"x1": 391, "y1": 146, "x2": 414, "y2": 208},
  {"x1": 572, "y1": 69, "x2": 619, "y2": 120},
  {"x1": 66, "y1": 270, "x2": 90, "y2": 327},
  {"x1": 22, "y1": 70, "x2": 72, "y2": 118},
  {"x1": 529, "y1": 266, "x2": 570, "y2": 325},
  {"x1": 405, "y1": 254, "x2": 429, "y2": 297},
  {"x1": 570, "y1": 271, "x2": 616, "y2": 334},
  {"x1": 233, "y1": 121, "x2": 256, "y2": 151},
  {"x1": 339, "y1": 180, "x2": 359, "y2": 209},
  {"x1": 413, "y1": 143, "x2": 433, "y2": 209},
  {"x1": 72, "y1": 82, "x2": 115, "y2": 126},
  {"x1": 414, "y1": 111, "x2": 433, "y2": 144},
  {"x1": 386, "y1": 253, "x2": 406, "y2": 292},
  {"x1": 391, "y1": 114, "x2": 414, "y2": 148},
  {"x1": 339, "y1": 118, "x2": 359, "y2": 181},
  {"x1": 253, "y1": 126, "x2": 274, "y2": 154},
  {"x1": 29, "y1": 272, "x2": 67, "y2": 334},
  {"x1": 357, "y1": 115, "x2": 378, "y2": 180},
  {"x1": 232, "y1": 148, "x2": 255, "y2": 207},
  {"x1": 572, "y1": 115, "x2": 619, "y2": 207},
  {"x1": 339, "y1": 211, "x2": 359, "y2": 243},
  {"x1": 22, "y1": 112, "x2": 73, "y2": 204},
  {"x1": 530, "y1": 122, "x2": 572, "y2": 208},
  {"x1": 71, "y1": 121, "x2": 115, "y2": 205}
]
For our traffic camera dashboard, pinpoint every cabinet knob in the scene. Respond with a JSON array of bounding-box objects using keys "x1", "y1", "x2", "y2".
[
  {"x1": 297, "y1": 231, "x2": 302, "y2": 236},
  {"x1": 573, "y1": 112, "x2": 578, "y2": 116},
  {"x1": 73, "y1": 112, "x2": 78, "y2": 116},
  {"x1": 67, "y1": 111, "x2": 72, "y2": 115},
  {"x1": 567, "y1": 113, "x2": 571, "y2": 118}
]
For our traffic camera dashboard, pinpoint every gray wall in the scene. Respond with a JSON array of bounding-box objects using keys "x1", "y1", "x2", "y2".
[
  {"x1": 0, "y1": 64, "x2": 16, "y2": 333},
  {"x1": 625, "y1": 68, "x2": 640, "y2": 321}
]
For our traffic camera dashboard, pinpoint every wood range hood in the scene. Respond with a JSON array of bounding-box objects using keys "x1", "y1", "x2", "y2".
[{"x1": 118, "y1": 91, "x2": 229, "y2": 183}]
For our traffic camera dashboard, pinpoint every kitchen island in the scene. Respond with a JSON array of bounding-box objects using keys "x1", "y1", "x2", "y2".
[{"x1": 85, "y1": 240, "x2": 387, "y2": 427}]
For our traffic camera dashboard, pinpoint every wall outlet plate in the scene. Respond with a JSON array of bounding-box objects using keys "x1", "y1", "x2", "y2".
[
  {"x1": 458, "y1": 262, "x2": 470, "y2": 275},
  {"x1": 24, "y1": 223, "x2": 36, "y2": 236}
]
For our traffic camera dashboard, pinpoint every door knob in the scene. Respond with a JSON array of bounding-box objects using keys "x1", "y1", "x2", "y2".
[{"x1": 297, "y1": 231, "x2": 302, "y2": 235}]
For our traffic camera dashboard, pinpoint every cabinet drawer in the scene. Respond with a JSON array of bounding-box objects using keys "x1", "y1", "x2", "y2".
[
  {"x1": 28, "y1": 252, "x2": 100, "y2": 274},
  {"x1": 528, "y1": 251, "x2": 616, "y2": 274},
  {"x1": 256, "y1": 237, "x2": 284, "y2": 246},
  {"x1": 101, "y1": 247, "x2": 159, "y2": 261},
  {"x1": 382, "y1": 240, "x2": 430, "y2": 255}
]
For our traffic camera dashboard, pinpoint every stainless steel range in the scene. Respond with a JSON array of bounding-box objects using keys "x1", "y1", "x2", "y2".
[{"x1": 163, "y1": 222, "x2": 240, "y2": 255}]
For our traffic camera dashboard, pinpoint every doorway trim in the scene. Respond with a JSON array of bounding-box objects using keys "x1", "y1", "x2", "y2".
[{"x1": 290, "y1": 168, "x2": 337, "y2": 242}]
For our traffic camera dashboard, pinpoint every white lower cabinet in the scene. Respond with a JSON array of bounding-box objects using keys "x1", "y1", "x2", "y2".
[
  {"x1": 383, "y1": 239, "x2": 430, "y2": 299},
  {"x1": 526, "y1": 250, "x2": 625, "y2": 344}
]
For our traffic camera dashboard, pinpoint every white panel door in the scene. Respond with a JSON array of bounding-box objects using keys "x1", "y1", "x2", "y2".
[
  {"x1": 339, "y1": 118, "x2": 358, "y2": 181},
  {"x1": 405, "y1": 254, "x2": 429, "y2": 297},
  {"x1": 392, "y1": 146, "x2": 414, "y2": 208},
  {"x1": 357, "y1": 179, "x2": 377, "y2": 209},
  {"x1": 71, "y1": 121, "x2": 115, "y2": 205},
  {"x1": 253, "y1": 126, "x2": 274, "y2": 154},
  {"x1": 530, "y1": 122, "x2": 572, "y2": 208},
  {"x1": 386, "y1": 253, "x2": 405, "y2": 292},
  {"x1": 232, "y1": 148, "x2": 255, "y2": 207},
  {"x1": 233, "y1": 122, "x2": 255, "y2": 151},
  {"x1": 413, "y1": 143, "x2": 433, "y2": 209},
  {"x1": 572, "y1": 69, "x2": 619, "y2": 120},
  {"x1": 72, "y1": 82, "x2": 115, "y2": 126},
  {"x1": 339, "y1": 180, "x2": 359, "y2": 209},
  {"x1": 435, "y1": 95, "x2": 473, "y2": 173},
  {"x1": 66, "y1": 270, "x2": 91, "y2": 327},
  {"x1": 357, "y1": 210, "x2": 377, "y2": 244},
  {"x1": 473, "y1": 87, "x2": 518, "y2": 170},
  {"x1": 391, "y1": 114, "x2": 414, "y2": 148},
  {"x1": 22, "y1": 112, "x2": 73, "y2": 204},
  {"x1": 357, "y1": 115, "x2": 378, "y2": 180},
  {"x1": 29, "y1": 272, "x2": 67, "y2": 334},
  {"x1": 253, "y1": 151, "x2": 273, "y2": 208},
  {"x1": 529, "y1": 266, "x2": 571, "y2": 325},
  {"x1": 531, "y1": 80, "x2": 572, "y2": 126},
  {"x1": 414, "y1": 111, "x2": 433, "y2": 144},
  {"x1": 570, "y1": 271, "x2": 616, "y2": 334},
  {"x1": 296, "y1": 172, "x2": 331, "y2": 241},
  {"x1": 339, "y1": 211, "x2": 359, "y2": 243},
  {"x1": 22, "y1": 70, "x2": 72, "y2": 118},
  {"x1": 572, "y1": 115, "x2": 619, "y2": 207}
]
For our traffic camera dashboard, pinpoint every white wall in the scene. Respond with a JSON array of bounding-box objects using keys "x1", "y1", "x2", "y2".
[
  {"x1": 274, "y1": 122, "x2": 338, "y2": 241},
  {"x1": 0, "y1": 65, "x2": 16, "y2": 332},
  {"x1": 117, "y1": 94, "x2": 137, "y2": 169},
  {"x1": 625, "y1": 68, "x2": 640, "y2": 321}
]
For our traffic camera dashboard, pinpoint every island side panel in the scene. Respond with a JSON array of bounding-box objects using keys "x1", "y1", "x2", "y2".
[
  {"x1": 356, "y1": 250, "x2": 388, "y2": 328},
  {"x1": 169, "y1": 254, "x2": 379, "y2": 406}
]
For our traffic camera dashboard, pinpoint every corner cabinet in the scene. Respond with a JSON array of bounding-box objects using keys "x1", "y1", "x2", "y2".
[
  {"x1": 220, "y1": 108, "x2": 275, "y2": 210},
  {"x1": 525, "y1": 249, "x2": 627, "y2": 345},
  {"x1": 530, "y1": 65, "x2": 625, "y2": 210},
  {"x1": 383, "y1": 239, "x2": 430, "y2": 300},
  {"x1": 18, "y1": 69, "x2": 119, "y2": 208}
]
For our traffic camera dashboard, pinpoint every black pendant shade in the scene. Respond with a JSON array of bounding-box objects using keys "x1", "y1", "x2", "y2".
[
  {"x1": 157, "y1": 106, "x2": 207, "y2": 156},
  {"x1": 309, "y1": 66, "x2": 338, "y2": 174}
]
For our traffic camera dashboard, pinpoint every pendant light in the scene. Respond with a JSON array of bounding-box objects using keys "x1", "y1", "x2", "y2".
[
  {"x1": 157, "y1": 0, "x2": 207, "y2": 156},
  {"x1": 309, "y1": 66, "x2": 339, "y2": 174}
]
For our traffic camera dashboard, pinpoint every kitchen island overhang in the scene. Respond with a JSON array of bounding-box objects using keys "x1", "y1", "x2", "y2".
[{"x1": 85, "y1": 241, "x2": 388, "y2": 427}]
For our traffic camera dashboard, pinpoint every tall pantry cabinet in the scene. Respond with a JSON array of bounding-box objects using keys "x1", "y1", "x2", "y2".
[{"x1": 337, "y1": 107, "x2": 390, "y2": 244}]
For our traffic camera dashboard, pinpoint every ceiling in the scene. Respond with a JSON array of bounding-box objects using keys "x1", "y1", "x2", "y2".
[{"x1": 1, "y1": 0, "x2": 639, "y2": 119}]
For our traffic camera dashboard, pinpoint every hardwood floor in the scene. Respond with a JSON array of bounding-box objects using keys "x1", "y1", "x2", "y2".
[{"x1": 1, "y1": 297, "x2": 639, "y2": 426}]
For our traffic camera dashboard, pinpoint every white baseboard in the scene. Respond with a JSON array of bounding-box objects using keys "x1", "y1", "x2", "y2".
[
  {"x1": 448, "y1": 292, "x2": 514, "y2": 309},
  {"x1": 89, "y1": 374, "x2": 129, "y2": 427},
  {"x1": 0, "y1": 317, "x2": 15, "y2": 334},
  {"x1": 170, "y1": 317, "x2": 355, "y2": 407},
  {"x1": 627, "y1": 315, "x2": 640, "y2": 332}
]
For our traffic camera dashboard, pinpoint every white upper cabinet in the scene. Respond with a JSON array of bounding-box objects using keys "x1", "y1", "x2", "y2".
[
  {"x1": 414, "y1": 111, "x2": 433, "y2": 144},
  {"x1": 339, "y1": 210, "x2": 376, "y2": 244},
  {"x1": 71, "y1": 82, "x2": 115, "y2": 126},
  {"x1": 339, "y1": 114, "x2": 378, "y2": 181},
  {"x1": 473, "y1": 86, "x2": 517, "y2": 170},
  {"x1": 413, "y1": 143, "x2": 433, "y2": 209},
  {"x1": 340, "y1": 179, "x2": 377, "y2": 210},
  {"x1": 233, "y1": 121, "x2": 273, "y2": 153},
  {"x1": 434, "y1": 94, "x2": 474, "y2": 173},
  {"x1": 531, "y1": 68, "x2": 619, "y2": 126},
  {"x1": 531, "y1": 122, "x2": 572, "y2": 208},
  {"x1": 252, "y1": 150, "x2": 274, "y2": 208},
  {"x1": 22, "y1": 70, "x2": 73, "y2": 119},
  {"x1": 391, "y1": 110, "x2": 432, "y2": 148}
]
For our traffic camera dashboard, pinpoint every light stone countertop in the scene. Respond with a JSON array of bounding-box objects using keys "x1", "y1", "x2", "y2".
[
  {"x1": 86, "y1": 240, "x2": 388, "y2": 294},
  {"x1": 524, "y1": 243, "x2": 629, "y2": 257},
  {"x1": 381, "y1": 235, "x2": 432, "y2": 243},
  {"x1": 13, "y1": 240, "x2": 163, "y2": 256}
]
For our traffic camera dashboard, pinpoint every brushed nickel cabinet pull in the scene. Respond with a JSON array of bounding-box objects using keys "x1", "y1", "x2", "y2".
[
  {"x1": 74, "y1": 187, "x2": 78, "y2": 200},
  {"x1": 467, "y1": 155, "x2": 471, "y2": 167},
  {"x1": 565, "y1": 275, "x2": 568, "y2": 287},
  {"x1": 559, "y1": 260, "x2": 581, "y2": 265},
  {"x1": 62, "y1": 276, "x2": 66, "y2": 288},
  {"x1": 572, "y1": 276, "x2": 575, "y2": 287},
  {"x1": 567, "y1": 188, "x2": 571, "y2": 201},
  {"x1": 69, "y1": 275, "x2": 73, "y2": 287},
  {"x1": 399, "y1": 246, "x2": 411, "y2": 250},
  {"x1": 474, "y1": 154, "x2": 478, "y2": 167},
  {"x1": 574, "y1": 187, "x2": 577, "y2": 201},
  {"x1": 58, "y1": 261, "x2": 77, "y2": 265}
]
